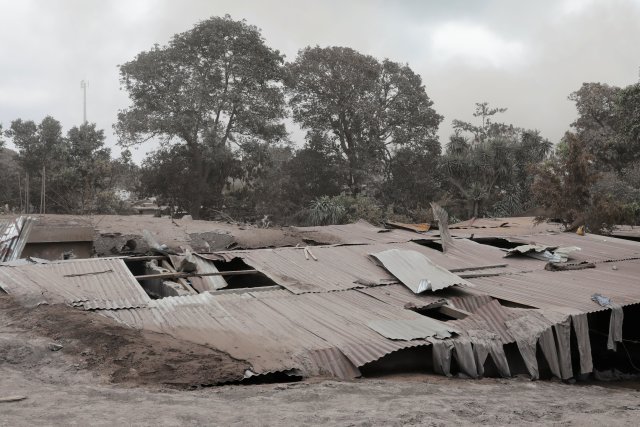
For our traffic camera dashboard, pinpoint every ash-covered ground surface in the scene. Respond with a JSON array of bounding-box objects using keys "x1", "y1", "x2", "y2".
[{"x1": 1, "y1": 294, "x2": 639, "y2": 426}]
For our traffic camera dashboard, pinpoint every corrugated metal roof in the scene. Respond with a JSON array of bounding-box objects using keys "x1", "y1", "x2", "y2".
[
  {"x1": 0, "y1": 257, "x2": 151, "y2": 310},
  {"x1": 357, "y1": 283, "x2": 445, "y2": 309},
  {"x1": 204, "y1": 239, "x2": 541, "y2": 294},
  {"x1": 0, "y1": 216, "x2": 34, "y2": 262},
  {"x1": 466, "y1": 259, "x2": 640, "y2": 313},
  {"x1": 447, "y1": 217, "x2": 565, "y2": 238},
  {"x1": 368, "y1": 318, "x2": 456, "y2": 340},
  {"x1": 370, "y1": 248, "x2": 474, "y2": 293},
  {"x1": 100, "y1": 285, "x2": 440, "y2": 377},
  {"x1": 294, "y1": 220, "x2": 424, "y2": 245},
  {"x1": 448, "y1": 299, "x2": 519, "y2": 343},
  {"x1": 611, "y1": 225, "x2": 640, "y2": 240},
  {"x1": 189, "y1": 254, "x2": 228, "y2": 292},
  {"x1": 507, "y1": 233, "x2": 640, "y2": 263}
]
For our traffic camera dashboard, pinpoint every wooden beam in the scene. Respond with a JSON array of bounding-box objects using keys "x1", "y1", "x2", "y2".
[
  {"x1": 122, "y1": 255, "x2": 167, "y2": 262},
  {"x1": 449, "y1": 264, "x2": 507, "y2": 272},
  {"x1": 134, "y1": 270, "x2": 259, "y2": 281}
]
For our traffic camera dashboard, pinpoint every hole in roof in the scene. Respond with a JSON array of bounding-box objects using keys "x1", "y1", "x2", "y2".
[
  {"x1": 211, "y1": 257, "x2": 282, "y2": 289},
  {"x1": 470, "y1": 237, "x2": 522, "y2": 250},
  {"x1": 416, "y1": 240, "x2": 443, "y2": 252},
  {"x1": 409, "y1": 306, "x2": 458, "y2": 322}
]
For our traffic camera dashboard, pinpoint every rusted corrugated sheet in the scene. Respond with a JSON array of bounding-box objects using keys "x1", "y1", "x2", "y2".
[
  {"x1": 0, "y1": 216, "x2": 34, "y2": 262},
  {"x1": 101, "y1": 286, "x2": 436, "y2": 376},
  {"x1": 370, "y1": 248, "x2": 474, "y2": 293},
  {"x1": 467, "y1": 259, "x2": 640, "y2": 313},
  {"x1": 611, "y1": 225, "x2": 640, "y2": 240},
  {"x1": 0, "y1": 258, "x2": 150, "y2": 309},
  {"x1": 189, "y1": 254, "x2": 228, "y2": 292},
  {"x1": 294, "y1": 220, "x2": 423, "y2": 245},
  {"x1": 204, "y1": 239, "x2": 540, "y2": 294},
  {"x1": 448, "y1": 299, "x2": 519, "y2": 343},
  {"x1": 447, "y1": 217, "x2": 564, "y2": 238},
  {"x1": 368, "y1": 318, "x2": 456, "y2": 340},
  {"x1": 357, "y1": 284, "x2": 445, "y2": 308},
  {"x1": 447, "y1": 294, "x2": 494, "y2": 313},
  {"x1": 507, "y1": 233, "x2": 640, "y2": 263}
]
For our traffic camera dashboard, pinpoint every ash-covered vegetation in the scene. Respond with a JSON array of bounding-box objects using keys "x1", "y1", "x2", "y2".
[{"x1": 1, "y1": 16, "x2": 639, "y2": 233}]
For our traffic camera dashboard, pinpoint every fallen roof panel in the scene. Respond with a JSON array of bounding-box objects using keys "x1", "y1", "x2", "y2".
[{"x1": 370, "y1": 248, "x2": 474, "y2": 293}]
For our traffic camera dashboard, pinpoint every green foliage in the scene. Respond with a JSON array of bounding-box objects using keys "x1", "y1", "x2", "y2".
[
  {"x1": 2, "y1": 118, "x2": 123, "y2": 214},
  {"x1": 531, "y1": 132, "x2": 600, "y2": 229},
  {"x1": 569, "y1": 82, "x2": 640, "y2": 171},
  {"x1": 308, "y1": 196, "x2": 347, "y2": 226},
  {"x1": 0, "y1": 148, "x2": 20, "y2": 210},
  {"x1": 441, "y1": 104, "x2": 552, "y2": 218},
  {"x1": 287, "y1": 46, "x2": 442, "y2": 193},
  {"x1": 308, "y1": 194, "x2": 386, "y2": 226},
  {"x1": 117, "y1": 15, "x2": 287, "y2": 218}
]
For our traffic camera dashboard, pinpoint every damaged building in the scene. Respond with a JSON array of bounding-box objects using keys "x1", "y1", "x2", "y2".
[{"x1": 1, "y1": 215, "x2": 640, "y2": 383}]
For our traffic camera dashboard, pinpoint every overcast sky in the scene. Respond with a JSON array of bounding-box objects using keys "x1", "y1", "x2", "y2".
[{"x1": 1, "y1": 0, "x2": 639, "y2": 162}]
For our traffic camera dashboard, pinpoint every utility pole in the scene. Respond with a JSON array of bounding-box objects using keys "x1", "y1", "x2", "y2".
[{"x1": 81, "y1": 80, "x2": 88, "y2": 124}]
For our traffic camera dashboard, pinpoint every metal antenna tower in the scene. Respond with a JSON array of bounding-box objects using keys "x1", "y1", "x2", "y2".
[{"x1": 81, "y1": 80, "x2": 88, "y2": 124}]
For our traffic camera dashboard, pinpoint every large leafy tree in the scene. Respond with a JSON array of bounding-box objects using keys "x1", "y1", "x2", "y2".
[
  {"x1": 569, "y1": 82, "x2": 640, "y2": 171},
  {"x1": 117, "y1": 15, "x2": 287, "y2": 218},
  {"x1": 3, "y1": 118, "x2": 119, "y2": 214},
  {"x1": 287, "y1": 46, "x2": 442, "y2": 194},
  {"x1": 3, "y1": 116, "x2": 66, "y2": 212},
  {"x1": 441, "y1": 103, "x2": 552, "y2": 218},
  {"x1": 60, "y1": 124, "x2": 113, "y2": 213}
]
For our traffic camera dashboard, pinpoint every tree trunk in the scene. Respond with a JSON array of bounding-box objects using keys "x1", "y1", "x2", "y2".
[
  {"x1": 188, "y1": 194, "x2": 203, "y2": 219},
  {"x1": 188, "y1": 147, "x2": 206, "y2": 220}
]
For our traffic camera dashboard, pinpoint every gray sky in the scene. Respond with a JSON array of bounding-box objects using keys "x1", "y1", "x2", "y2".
[{"x1": 1, "y1": 0, "x2": 639, "y2": 162}]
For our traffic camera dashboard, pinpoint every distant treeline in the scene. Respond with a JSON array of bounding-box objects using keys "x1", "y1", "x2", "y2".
[{"x1": 1, "y1": 15, "x2": 639, "y2": 232}]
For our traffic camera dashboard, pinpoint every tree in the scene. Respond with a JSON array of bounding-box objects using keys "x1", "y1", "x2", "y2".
[
  {"x1": 3, "y1": 116, "x2": 66, "y2": 212},
  {"x1": 0, "y1": 148, "x2": 20, "y2": 211},
  {"x1": 61, "y1": 123, "x2": 113, "y2": 213},
  {"x1": 5, "y1": 116, "x2": 66, "y2": 177},
  {"x1": 284, "y1": 132, "x2": 347, "y2": 204},
  {"x1": 287, "y1": 46, "x2": 442, "y2": 194},
  {"x1": 531, "y1": 132, "x2": 600, "y2": 229},
  {"x1": 140, "y1": 143, "x2": 238, "y2": 215},
  {"x1": 116, "y1": 15, "x2": 287, "y2": 218},
  {"x1": 383, "y1": 146, "x2": 441, "y2": 213},
  {"x1": 441, "y1": 104, "x2": 552, "y2": 218},
  {"x1": 568, "y1": 82, "x2": 640, "y2": 172}
]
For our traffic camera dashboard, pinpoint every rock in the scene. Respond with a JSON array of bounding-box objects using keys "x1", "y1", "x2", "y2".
[
  {"x1": 0, "y1": 396, "x2": 27, "y2": 403},
  {"x1": 48, "y1": 343, "x2": 63, "y2": 351}
]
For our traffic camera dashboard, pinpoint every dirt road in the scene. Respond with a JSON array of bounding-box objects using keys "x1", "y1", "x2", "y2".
[{"x1": 1, "y1": 367, "x2": 639, "y2": 426}]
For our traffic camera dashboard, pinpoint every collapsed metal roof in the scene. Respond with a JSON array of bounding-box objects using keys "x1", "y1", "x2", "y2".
[
  {"x1": 0, "y1": 257, "x2": 151, "y2": 309},
  {"x1": 2, "y1": 217, "x2": 640, "y2": 382}
]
